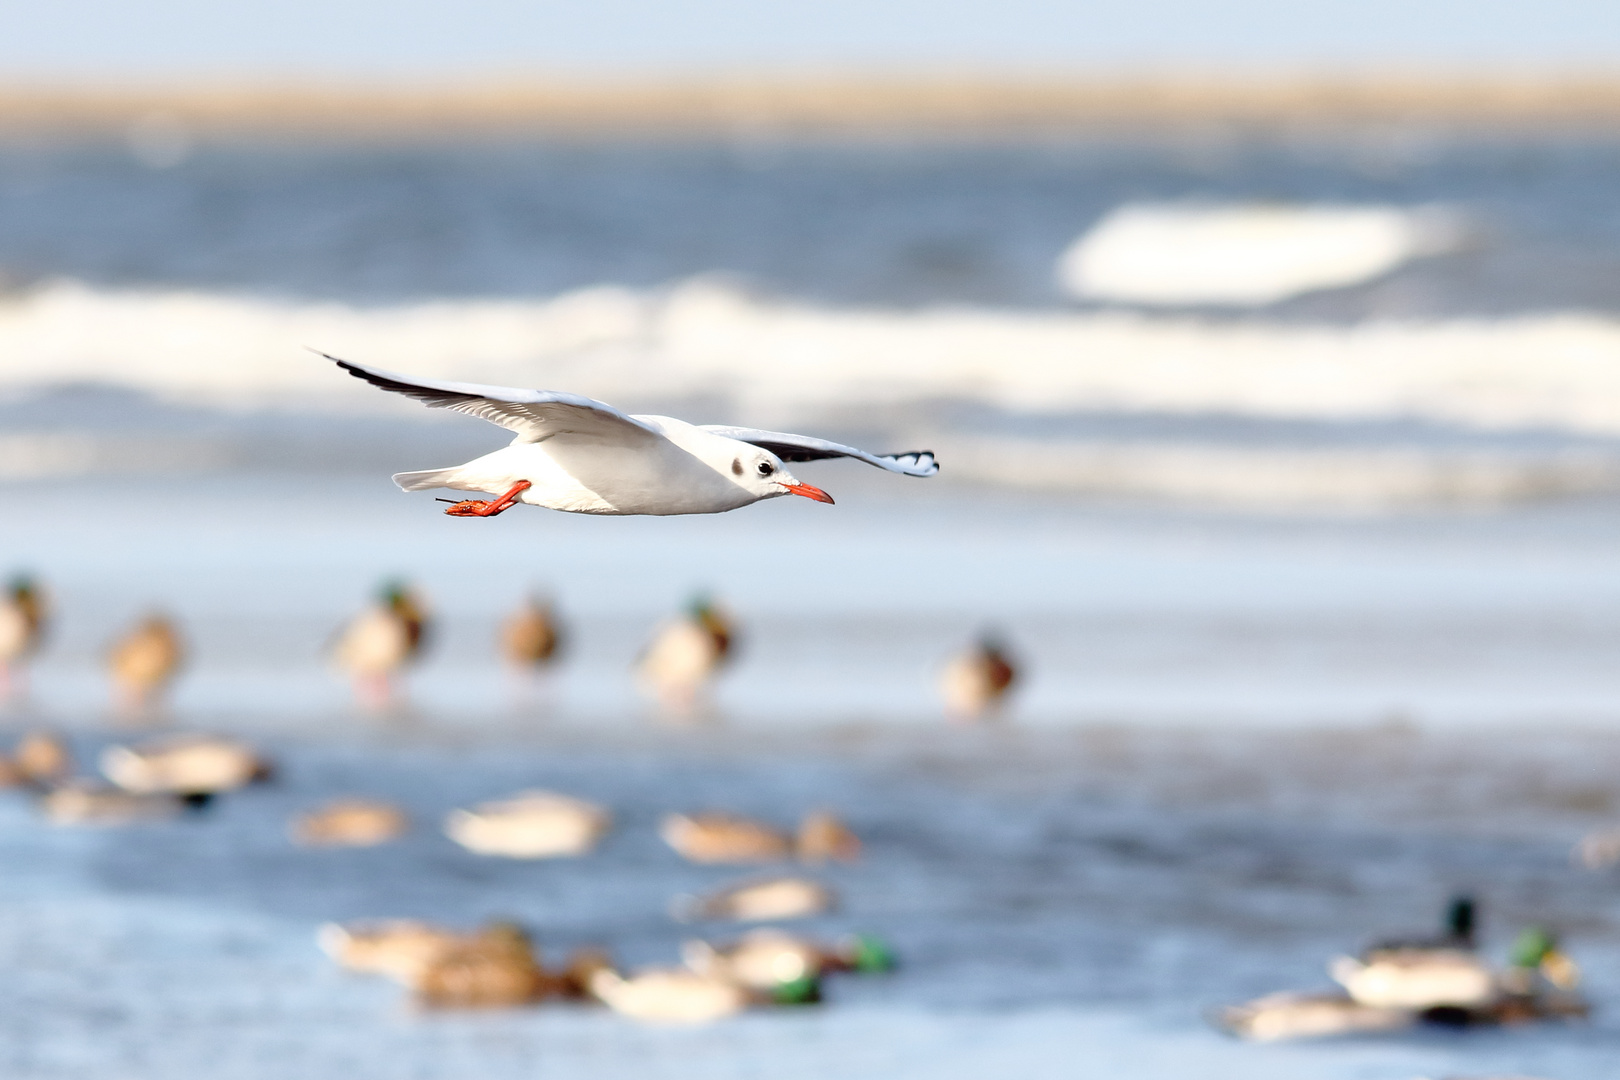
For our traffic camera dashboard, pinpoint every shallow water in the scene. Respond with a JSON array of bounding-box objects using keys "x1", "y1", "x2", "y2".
[
  {"x1": 3, "y1": 477, "x2": 1620, "y2": 1074},
  {"x1": 10, "y1": 474, "x2": 1620, "y2": 728},
  {"x1": 1, "y1": 727, "x2": 1617, "y2": 1079}
]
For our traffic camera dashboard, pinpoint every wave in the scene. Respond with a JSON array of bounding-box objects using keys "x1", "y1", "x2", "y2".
[
  {"x1": 5, "y1": 277, "x2": 1620, "y2": 433},
  {"x1": 9, "y1": 278, "x2": 1620, "y2": 506},
  {"x1": 1055, "y1": 202, "x2": 1464, "y2": 306}
]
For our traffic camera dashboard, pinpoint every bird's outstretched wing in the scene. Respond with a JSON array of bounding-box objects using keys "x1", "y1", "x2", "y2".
[
  {"x1": 700, "y1": 426, "x2": 938, "y2": 477},
  {"x1": 326, "y1": 353, "x2": 661, "y2": 444}
]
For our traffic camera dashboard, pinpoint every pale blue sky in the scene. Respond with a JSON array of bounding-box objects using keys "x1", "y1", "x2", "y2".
[{"x1": 4, "y1": 0, "x2": 1619, "y2": 79}]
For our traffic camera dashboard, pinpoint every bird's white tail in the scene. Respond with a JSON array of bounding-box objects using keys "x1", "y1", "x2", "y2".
[{"x1": 392, "y1": 467, "x2": 462, "y2": 492}]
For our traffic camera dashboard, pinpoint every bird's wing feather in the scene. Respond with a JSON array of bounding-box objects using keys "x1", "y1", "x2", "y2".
[
  {"x1": 699, "y1": 426, "x2": 938, "y2": 476},
  {"x1": 326, "y1": 353, "x2": 662, "y2": 443}
]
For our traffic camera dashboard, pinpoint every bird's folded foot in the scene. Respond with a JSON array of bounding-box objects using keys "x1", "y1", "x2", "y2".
[
  {"x1": 440, "y1": 480, "x2": 531, "y2": 518},
  {"x1": 442, "y1": 498, "x2": 499, "y2": 517}
]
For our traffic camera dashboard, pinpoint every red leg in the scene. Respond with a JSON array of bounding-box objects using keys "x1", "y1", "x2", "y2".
[{"x1": 442, "y1": 480, "x2": 532, "y2": 517}]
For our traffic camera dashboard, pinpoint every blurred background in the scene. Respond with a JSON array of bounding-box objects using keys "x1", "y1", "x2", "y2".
[{"x1": 3, "y1": 2, "x2": 1620, "y2": 1077}]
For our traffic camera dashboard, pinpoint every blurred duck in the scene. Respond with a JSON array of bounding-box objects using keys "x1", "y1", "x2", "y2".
[
  {"x1": 1220, "y1": 901, "x2": 1588, "y2": 1041},
  {"x1": 319, "y1": 919, "x2": 465, "y2": 982},
  {"x1": 683, "y1": 929, "x2": 823, "y2": 992},
  {"x1": 673, "y1": 875, "x2": 835, "y2": 923},
  {"x1": 500, "y1": 594, "x2": 564, "y2": 670},
  {"x1": 0, "y1": 574, "x2": 48, "y2": 699},
  {"x1": 1215, "y1": 990, "x2": 1411, "y2": 1042},
  {"x1": 1373, "y1": 895, "x2": 1478, "y2": 951},
  {"x1": 587, "y1": 964, "x2": 752, "y2": 1024},
  {"x1": 635, "y1": 595, "x2": 734, "y2": 715},
  {"x1": 331, "y1": 580, "x2": 429, "y2": 709},
  {"x1": 682, "y1": 928, "x2": 896, "y2": 996},
  {"x1": 39, "y1": 780, "x2": 183, "y2": 826},
  {"x1": 660, "y1": 811, "x2": 790, "y2": 864},
  {"x1": 0, "y1": 730, "x2": 72, "y2": 789},
  {"x1": 660, "y1": 809, "x2": 861, "y2": 865},
  {"x1": 1330, "y1": 948, "x2": 1496, "y2": 1011},
  {"x1": 1574, "y1": 824, "x2": 1620, "y2": 869},
  {"x1": 100, "y1": 734, "x2": 270, "y2": 804},
  {"x1": 319, "y1": 919, "x2": 559, "y2": 1006},
  {"x1": 940, "y1": 633, "x2": 1018, "y2": 721},
  {"x1": 444, "y1": 789, "x2": 611, "y2": 858},
  {"x1": 796, "y1": 810, "x2": 861, "y2": 863},
  {"x1": 411, "y1": 923, "x2": 557, "y2": 1007},
  {"x1": 290, "y1": 798, "x2": 409, "y2": 847},
  {"x1": 1497, "y1": 926, "x2": 1585, "y2": 1014},
  {"x1": 1330, "y1": 896, "x2": 1495, "y2": 1010},
  {"x1": 107, "y1": 613, "x2": 184, "y2": 713}
]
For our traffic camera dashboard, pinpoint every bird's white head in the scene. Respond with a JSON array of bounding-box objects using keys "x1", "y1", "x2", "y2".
[{"x1": 727, "y1": 447, "x2": 834, "y2": 505}]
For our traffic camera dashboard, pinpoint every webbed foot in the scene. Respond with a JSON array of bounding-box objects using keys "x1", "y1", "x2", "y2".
[{"x1": 440, "y1": 479, "x2": 532, "y2": 518}]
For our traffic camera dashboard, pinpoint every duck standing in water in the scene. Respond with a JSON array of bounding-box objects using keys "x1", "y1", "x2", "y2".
[
  {"x1": 940, "y1": 633, "x2": 1018, "y2": 721},
  {"x1": 331, "y1": 581, "x2": 429, "y2": 709},
  {"x1": 0, "y1": 574, "x2": 48, "y2": 702},
  {"x1": 636, "y1": 595, "x2": 734, "y2": 717},
  {"x1": 107, "y1": 613, "x2": 184, "y2": 715},
  {"x1": 500, "y1": 594, "x2": 565, "y2": 701}
]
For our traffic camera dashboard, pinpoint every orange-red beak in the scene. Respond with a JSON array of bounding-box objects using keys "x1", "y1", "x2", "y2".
[{"x1": 782, "y1": 482, "x2": 835, "y2": 504}]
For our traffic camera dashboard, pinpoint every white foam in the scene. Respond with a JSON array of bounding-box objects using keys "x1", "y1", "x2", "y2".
[
  {"x1": 1057, "y1": 202, "x2": 1462, "y2": 306},
  {"x1": 5, "y1": 277, "x2": 1620, "y2": 438}
]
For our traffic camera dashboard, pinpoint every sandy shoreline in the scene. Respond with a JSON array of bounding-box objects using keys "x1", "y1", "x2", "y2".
[{"x1": 5, "y1": 74, "x2": 1620, "y2": 138}]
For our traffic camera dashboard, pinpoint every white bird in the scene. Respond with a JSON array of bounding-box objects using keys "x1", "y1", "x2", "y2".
[{"x1": 325, "y1": 355, "x2": 937, "y2": 516}]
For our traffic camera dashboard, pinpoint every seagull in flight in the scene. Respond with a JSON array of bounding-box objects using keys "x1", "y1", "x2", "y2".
[{"x1": 327, "y1": 355, "x2": 938, "y2": 516}]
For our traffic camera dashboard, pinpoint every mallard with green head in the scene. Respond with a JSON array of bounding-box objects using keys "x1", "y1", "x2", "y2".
[
  {"x1": 0, "y1": 574, "x2": 48, "y2": 698},
  {"x1": 331, "y1": 579, "x2": 430, "y2": 709}
]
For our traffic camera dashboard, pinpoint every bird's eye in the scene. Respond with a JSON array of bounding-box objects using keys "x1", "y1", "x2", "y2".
[{"x1": 757, "y1": 461, "x2": 775, "y2": 477}]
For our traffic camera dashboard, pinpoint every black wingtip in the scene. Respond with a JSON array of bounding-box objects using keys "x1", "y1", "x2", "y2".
[
  {"x1": 308, "y1": 347, "x2": 367, "y2": 379},
  {"x1": 322, "y1": 353, "x2": 415, "y2": 396},
  {"x1": 885, "y1": 450, "x2": 939, "y2": 476}
]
